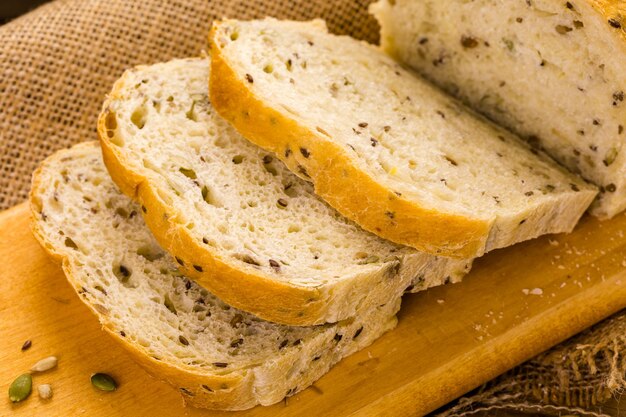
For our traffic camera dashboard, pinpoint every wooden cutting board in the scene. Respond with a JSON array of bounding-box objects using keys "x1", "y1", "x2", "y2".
[{"x1": 1, "y1": 202, "x2": 626, "y2": 417}]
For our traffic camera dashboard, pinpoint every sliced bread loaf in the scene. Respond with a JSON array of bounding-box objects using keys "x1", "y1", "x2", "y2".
[
  {"x1": 371, "y1": 0, "x2": 626, "y2": 219},
  {"x1": 208, "y1": 18, "x2": 597, "y2": 259},
  {"x1": 29, "y1": 142, "x2": 400, "y2": 410},
  {"x1": 97, "y1": 57, "x2": 471, "y2": 326}
]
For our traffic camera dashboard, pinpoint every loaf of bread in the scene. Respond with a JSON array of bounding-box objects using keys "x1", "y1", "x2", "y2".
[
  {"x1": 97, "y1": 57, "x2": 471, "y2": 326},
  {"x1": 29, "y1": 142, "x2": 401, "y2": 410},
  {"x1": 208, "y1": 18, "x2": 597, "y2": 259},
  {"x1": 371, "y1": 0, "x2": 625, "y2": 219}
]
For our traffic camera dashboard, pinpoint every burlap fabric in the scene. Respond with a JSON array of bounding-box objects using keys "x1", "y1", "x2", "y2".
[{"x1": 0, "y1": 1, "x2": 624, "y2": 415}]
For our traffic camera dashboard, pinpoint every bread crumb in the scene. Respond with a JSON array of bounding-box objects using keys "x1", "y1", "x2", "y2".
[
  {"x1": 436, "y1": 299, "x2": 445, "y2": 304},
  {"x1": 549, "y1": 239, "x2": 559, "y2": 246},
  {"x1": 523, "y1": 288, "x2": 543, "y2": 295},
  {"x1": 37, "y1": 384, "x2": 52, "y2": 400}
]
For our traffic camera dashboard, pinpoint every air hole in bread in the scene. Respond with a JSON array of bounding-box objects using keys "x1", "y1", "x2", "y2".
[
  {"x1": 112, "y1": 263, "x2": 132, "y2": 283},
  {"x1": 263, "y1": 163, "x2": 278, "y2": 176},
  {"x1": 131, "y1": 105, "x2": 148, "y2": 129},
  {"x1": 283, "y1": 183, "x2": 297, "y2": 198},
  {"x1": 233, "y1": 253, "x2": 261, "y2": 266},
  {"x1": 201, "y1": 185, "x2": 222, "y2": 207},
  {"x1": 186, "y1": 101, "x2": 199, "y2": 122},
  {"x1": 104, "y1": 111, "x2": 123, "y2": 145},
  {"x1": 163, "y1": 293, "x2": 177, "y2": 315},
  {"x1": 136, "y1": 244, "x2": 163, "y2": 261},
  {"x1": 214, "y1": 137, "x2": 228, "y2": 148}
]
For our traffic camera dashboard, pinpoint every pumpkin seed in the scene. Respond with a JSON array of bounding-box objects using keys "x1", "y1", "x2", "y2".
[
  {"x1": 9, "y1": 373, "x2": 32, "y2": 402},
  {"x1": 91, "y1": 373, "x2": 117, "y2": 391}
]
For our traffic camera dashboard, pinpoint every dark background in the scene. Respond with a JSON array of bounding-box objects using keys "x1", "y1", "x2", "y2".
[{"x1": 0, "y1": 0, "x2": 49, "y2": 24}]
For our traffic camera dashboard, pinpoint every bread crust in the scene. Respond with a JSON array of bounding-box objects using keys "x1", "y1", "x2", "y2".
[
  {"x1": 590, "y1": 0, "x2": 626, "y2": 42},
  {"x1": 28, "y1": 143, "x2": 253, "y2": 410},
  {"x1": 28, "y1": 142, "x2": 400, "y2": 410},
  {"x1": 208, "y1": 22, "x2": 490, "y2": 259},
  {"x1": 373, "y1": 0, "x2": 622, "y2": 219},
  {"x1": 98, "y1": 108, "x2": 332, "y2": 325},
  {"x1": 98, "y1": 63, "x2": 445, "y2": 326}
]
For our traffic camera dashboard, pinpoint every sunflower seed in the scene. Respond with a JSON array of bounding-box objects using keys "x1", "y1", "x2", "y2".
[{"x1": 30, "y1": 356, "x2": 58, "y2": 373}]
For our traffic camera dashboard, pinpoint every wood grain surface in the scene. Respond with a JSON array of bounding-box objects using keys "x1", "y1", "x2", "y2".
[{"x1": 2, "y1": 202, "x2": 626, "y2": 416}]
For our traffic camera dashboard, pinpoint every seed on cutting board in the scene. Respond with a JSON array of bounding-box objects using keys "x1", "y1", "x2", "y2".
[
  {"x1": 37, "y1": 384, "x2": 53, "y2": 400},
  {"x1": 9, "y1": 373, "x2": 32, "y2": 403},
  {"x1": 30, "y1": 356, "x2": 58, "y2": 373},
  {"x1": 21, "y1": 339, "x2": 32, "y2": 351},
  {"x1": 91, "y1": 373, "x2": 117, "y2": 391}
]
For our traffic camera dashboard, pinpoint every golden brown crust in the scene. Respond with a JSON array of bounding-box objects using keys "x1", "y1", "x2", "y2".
[
  {"x1": 589, "y1": 0, "x2": 626, "y2": 41},
  {"x1": 28, "y1": 143, "x2": 253, "y2": 410},
  {"x1": 208, "y1": 22, "x2": 490, "y2": 259},
  {"x1": 28, "y1": 143, "x2": 403, "y2": 410},
  {"x1": 97, "y1": 101, "x2": 329, "y2": 326}
]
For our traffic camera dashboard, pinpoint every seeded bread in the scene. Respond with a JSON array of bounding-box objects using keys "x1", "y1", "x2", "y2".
[
  {"x1": 208, "y1": 18, "x2": 597, "y2": 259},
  {"x1": 29, "y1": 142, "x2": 400, "y2": 410},
  {"x1": 97, "y1": 57, "x2": 471, "y2": 326},
  {"x1": 372, "y1": 0, "x2": 626, "y2": 219}
]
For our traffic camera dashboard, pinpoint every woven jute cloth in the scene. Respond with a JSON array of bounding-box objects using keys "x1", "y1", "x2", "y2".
[{"x1": 1, "y1": 1, "x2": 624, "y2": 415}]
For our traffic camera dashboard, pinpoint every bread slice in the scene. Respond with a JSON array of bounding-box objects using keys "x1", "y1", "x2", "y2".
[
  {"x1": 97, "y1": 57, "x2": 471, "y2": 326},
  {"x1": 371, "y1": 0, "x2": 626, "y2": 219},
  {"x1": 208, "y1": 18, "x2": 597, "y2": 259},
  {"x1": 29, "y1": 142, "x2": 400, "y2": 410}
]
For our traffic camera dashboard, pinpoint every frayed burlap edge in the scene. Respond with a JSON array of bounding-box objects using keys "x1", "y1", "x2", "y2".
[{"x1": 437, "y1": 311, "x2": 626, "y2": 416}]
